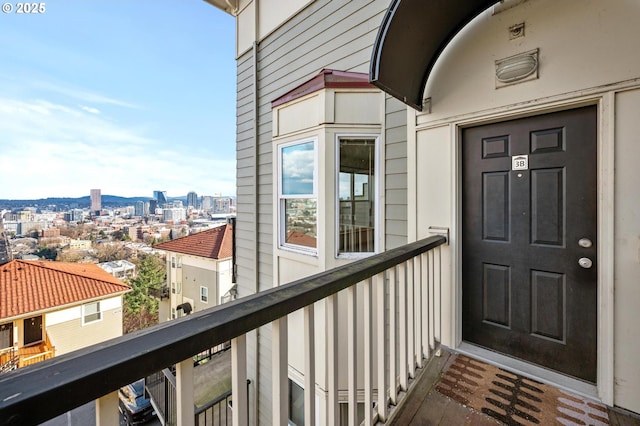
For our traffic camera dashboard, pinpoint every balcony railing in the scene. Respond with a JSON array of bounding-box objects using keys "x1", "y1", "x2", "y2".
[
  {"x1": 0, "y1": 235, "x2": 446, "y2": 425},
  {"x1": 0, "y1": 333, "x2": 55, "y2": 373}
]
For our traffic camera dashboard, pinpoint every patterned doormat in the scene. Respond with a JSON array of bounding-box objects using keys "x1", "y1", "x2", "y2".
[{"x1": 435, "y1": 354, "x2": 609, "y2": 426}]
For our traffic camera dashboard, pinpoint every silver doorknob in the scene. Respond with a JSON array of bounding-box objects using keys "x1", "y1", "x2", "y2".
[
  {"x1": 578, "y1": 257, "x2": 593, "y2": 268},
  {"x1": 578, "y1": 238, "x2": 592, "y2": 248}
]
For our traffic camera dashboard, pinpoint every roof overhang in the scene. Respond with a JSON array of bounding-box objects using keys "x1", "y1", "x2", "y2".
[
  {"x1": 202, "y1": 0, "x2": 238, "y2": 16},
  {"x1": 369, "y1": 0, "x2": 497, "y2": 111}
]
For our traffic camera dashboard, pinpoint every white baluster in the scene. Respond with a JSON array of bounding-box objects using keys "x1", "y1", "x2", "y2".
[
  {"x1": 376, "y1": 271, "x2": 388, "y2": 421},
  {"x1": 364, "y1": 277, "x2": 373, "y2": 425},
  {"x1": 327, "y1": 294, "x2": 339, "y2": 425},
  {"x1": 388, "y1": 267, "x2": 398, "y2": 405},
  {"x1": 304, "y1": 305, "x2": 315, "y2": 426},
  {"x1": 347, "y1": 285, "x2": 357, "y2": 426},
  {"x1": 232, "y1": 335, "x2": 248, "y2": 426},
  {"x1": 398, "y1": 263, "x2": 408, "y2": 391},
  {"x1": 272, "y1": 318, "x2": 288, "y2": 426}
]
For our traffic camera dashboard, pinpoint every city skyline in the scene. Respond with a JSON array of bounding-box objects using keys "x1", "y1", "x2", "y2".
[{"x1": 0, "y1": 1, "x2": 237, "y2": 200}]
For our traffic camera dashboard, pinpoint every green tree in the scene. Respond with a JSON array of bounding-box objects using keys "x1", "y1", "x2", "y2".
[
  {"x1": 123, "y1": 254, "x2": 165, "y2": 333},
  {"x1": 36, "y1": 247, "x2": 58, "y2": 260}
]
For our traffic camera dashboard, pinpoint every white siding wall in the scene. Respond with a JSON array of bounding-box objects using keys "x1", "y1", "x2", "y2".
[
  {"x1": 613, "y1": 89, "x2": 640, "y2": 413},
  {"x1": 234, "y1": 1, "x2": 404, "y2": 423},
  {"x1": 411, "y1": 0, "x2": 640, "y2": 413}
]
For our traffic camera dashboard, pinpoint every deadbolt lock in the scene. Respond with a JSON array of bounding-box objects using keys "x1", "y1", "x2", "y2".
[{"x1": 578, "y1": 257, "x2": 593, "y2": 269}]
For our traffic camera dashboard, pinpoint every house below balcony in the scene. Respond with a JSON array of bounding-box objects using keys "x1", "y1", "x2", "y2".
[
  {"x1": 154, "y1": 222, "x2": 235, "y2": 322},
  {"x1": 0, "y1": 259, "x2": 130, "y2": 373}
]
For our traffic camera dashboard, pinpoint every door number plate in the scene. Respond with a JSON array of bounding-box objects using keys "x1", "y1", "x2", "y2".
[{"x1": 512, "y1": 155, "x2": 529, "y2": 171}]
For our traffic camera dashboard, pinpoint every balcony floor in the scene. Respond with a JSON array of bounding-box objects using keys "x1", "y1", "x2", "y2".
[{"x1": 390, "y1": 350, "x2": 640, "y2": 426}]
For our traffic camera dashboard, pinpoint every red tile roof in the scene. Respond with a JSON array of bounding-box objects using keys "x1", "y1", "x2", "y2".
[
  {"x1": 285, "y1": 231, "x2": 317, "y2": 248},
  {"x1": 0, "y1": 260, "x2": 131, "y2": 321},
  {"x1": 154, "y1": 224, "x2": 233, "y2": 260}
]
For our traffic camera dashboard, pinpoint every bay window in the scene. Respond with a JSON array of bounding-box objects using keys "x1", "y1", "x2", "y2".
[
  {"x1": 278, "y1": 139, "x2": 318, "y2": 253},
  {"x1": 337, "y1": 136, "x2": 378, "y2": 256}
]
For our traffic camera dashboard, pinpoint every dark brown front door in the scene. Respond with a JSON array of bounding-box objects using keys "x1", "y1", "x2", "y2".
[
  {"x1": 462, "y1": 106, "x2": 597, "y2": 382},
  {"x1": 23, "y1": 315, "x2": 42, "y2": 346}
]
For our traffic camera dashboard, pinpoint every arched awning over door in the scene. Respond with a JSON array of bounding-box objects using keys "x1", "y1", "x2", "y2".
[{"x1": 369, "y1": 0, "x2": 497, "y2": 111}]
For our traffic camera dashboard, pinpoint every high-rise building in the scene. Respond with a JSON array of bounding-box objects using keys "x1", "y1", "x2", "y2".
[
  {"x1": 163, "y1": 208, "x2": 186, "y2": 223},
  {"x1": 187, "y1": 191, "x2": 198, "y2": 209},
  {"x1": 149, "y1": 199, "x2": 158, "y2": 214},
  {"x1": 90, "y1": 189, "x2": 101, "y2": 212},
  {"x1": 153, "y1": 191, "x2": 168, "y2": 206},
  {"x1": 201, "y1": 196, "x2": 214, "y2": 212},
  {"x1": 134, "y1": 201, "x2": 149, "y2": 217},
  {"x1": 64, "y1": 209, "x2": 84, "y2": 223}
]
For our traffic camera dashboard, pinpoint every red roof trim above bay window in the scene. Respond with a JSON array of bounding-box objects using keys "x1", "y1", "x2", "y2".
[{"x1": 271, "y1": 69, "x2": 375, "y2": 108}]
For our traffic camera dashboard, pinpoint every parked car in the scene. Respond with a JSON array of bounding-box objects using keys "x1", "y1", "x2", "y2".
[{"x1": 118, "y1": 380, "x2": 156, "y2": 425}]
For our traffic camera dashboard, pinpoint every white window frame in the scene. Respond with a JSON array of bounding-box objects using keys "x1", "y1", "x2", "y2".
[
  {"x1": 335, "y1": 134, "x2": 381, "y2": 259},
  {"x1": 277, "y1": 138, "x2": 319, "y2": 255},
  {"x1": 200, "y1": 286, "x2": 209, "y2": 303},
  {"x1": 82, "y1": 301, "x2": 102, "y2": 325}
]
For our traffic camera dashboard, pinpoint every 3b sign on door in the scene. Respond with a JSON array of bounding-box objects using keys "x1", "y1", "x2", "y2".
[{"x1": 512, "y1": 155, "x2": 528, "y2": 171}]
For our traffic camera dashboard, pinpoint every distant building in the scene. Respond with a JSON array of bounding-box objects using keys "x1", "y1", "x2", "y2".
[
  {"x1": 153, "y1": 191, "x2": 168, "y2": 207},
  {"x1": 201, "y1": 196, "x2": 214, "y2": 212},
  {"x1": 149, "y1": 199, "x2": 158, "y2": 214},
  {"x1": 90, "y1": 189, "x2": 101, "y2": 212},
  {"x1": 2, "y1": 221, "x2": 18, "y2": 235},
  {"x1": 124, "y1": 226, "x2": 138, "y2": 241},
  {"x1": 17, "y1": 221, "x2": 48, "y2": 236},
  {"x1": 187, "y1": 191, "x2": 198, "y2": 209},
  {"x1": 213, "y1": 197, "x2": 235, "y2": 214},
  {"x1": 67, "y1": 239, "x2": 92, "y2": 251},
  {"x1": 40, "y1": 228, "x2": 60, "y2": 238},
  {"x1": 117, "y1": 206, "x2": 135, "y2": 217},
  {"x1": 162, "y1": 208, "x2": 186, "y2": 224},
  {"x1": 134, "y1": 201, "x2": 148, "y2": 217},
  {"x1": 97, "y1": 260, "x2": 136, "y2": 280},
  {"x1": 64, "y1": 209, "x2": 83, "y2": 223}
]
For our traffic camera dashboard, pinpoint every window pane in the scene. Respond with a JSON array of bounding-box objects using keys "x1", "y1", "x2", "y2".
[
  {"x1": 84, "y1": 302, "x2": 101, "y2": 323},
  {"x1": 282, "y1": 142, "x2": 315, "y2": 195},
  {"x1": 289, "y1": 380, "x2": 304, "y2": 426},
  {"x1": 339, "y1": 139, "x2": 375, "y2": 253},
  {"x1": 284, "y1": 198, "x2": 317, "y2": 249}
]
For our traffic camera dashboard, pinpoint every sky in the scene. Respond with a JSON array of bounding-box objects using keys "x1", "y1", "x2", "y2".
[{"x1": 0, "y1": 1, "x2": 237, "y2": 200}]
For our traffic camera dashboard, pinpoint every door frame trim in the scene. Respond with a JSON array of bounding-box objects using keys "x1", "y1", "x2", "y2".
[{"x1": 448, "y1": 93, "x2": 616, "y2": 405}]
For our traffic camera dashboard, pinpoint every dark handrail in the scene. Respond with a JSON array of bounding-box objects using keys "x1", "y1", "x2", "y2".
[
  {"x1": 195, "y1": 388, "x2": 233, "y2": 415},
  {"x1": 0, "y1": 235, "x2": 445, "y2": 425}
]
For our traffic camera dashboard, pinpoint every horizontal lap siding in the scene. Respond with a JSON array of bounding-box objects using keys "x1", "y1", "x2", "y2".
[
  {"x1": 236, "y1": 46, "x2": 255, "y2": 300},
  {"x1": 386, "y1": 95, "x2": 408, "y2": 249},
  {"x1": 233, "y1": 1, "x2": 406, "y2": 423}
]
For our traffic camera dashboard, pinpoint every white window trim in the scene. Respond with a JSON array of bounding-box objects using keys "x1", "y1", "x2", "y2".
[
  {"x1": 277, "y1": 137, "x2": 319, "y2": 255},
  {"x1": 335, "y1": 134, "x2": 381, "y2": 259},
  {"x1": 82, "y1": 301, "x2": 102, "y2": 325},
  {"x1": 200, "y1": 286, "x2": 209, "y2": 303}
]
